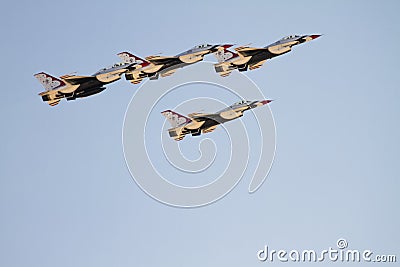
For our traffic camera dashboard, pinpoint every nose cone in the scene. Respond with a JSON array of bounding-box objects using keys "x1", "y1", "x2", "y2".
[
  {"x1": 310, "y1": 34, "x2": 321, "y2": 40},
  {"x1": 211, "y1": 44, "x2": 234, "y2": 52},
  {"x1": 222, "y1": 44, "x2": 234, "y2": 49},
  {"x1": 260, "y1": 99, "x2": 273, "y2": 105}
]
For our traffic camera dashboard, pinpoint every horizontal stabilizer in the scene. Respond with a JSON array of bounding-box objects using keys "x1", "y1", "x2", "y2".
[
  {"x1": 130, "y1": 79, "x2": 143, "y2": 85},
  {"x1": 48, "y1": 99, "x2": 61, "y2": 106},
  {"x1": 214, "y1": 63, "x2": 234, "y2": 77},
  {"x1": 218, "y1": 70, "x2": 233, "y2": 77},
  {"x1": 174, "y1": 135, "x2": 185, "y2": 141}
]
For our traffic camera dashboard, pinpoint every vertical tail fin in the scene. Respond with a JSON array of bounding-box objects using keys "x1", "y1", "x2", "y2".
[
  {"x1": 161, "y1": 110, "x2": 191, "y2": 128},
  {"x1": 34, "y1": 72, "x2": 66, "y2": 91},
  {"x1": 117, "y1": 52, "x2": 150, "y2": 67},
  {"x1": 213, "y1": 48, "x2": 238, "y2": 63}
]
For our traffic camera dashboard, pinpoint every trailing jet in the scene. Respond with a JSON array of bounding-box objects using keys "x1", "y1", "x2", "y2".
[
  {"x1": 34, "y1": 61, "x2": 136, "y2": 106},
  {"x1": 118, "y1": 44, "x2": 233, "y2": 84},
  {"x1": 162, "y1": 100, "x2": 272, "y2": 141},
  {"x1": 213, "y1": 34, "x2": 321, "y2": 76}
]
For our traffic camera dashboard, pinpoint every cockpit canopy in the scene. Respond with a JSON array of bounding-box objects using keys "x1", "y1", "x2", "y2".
[
  {"x1": 98, "y1": 62, "x2": 127, "y2": 72},
  {"x1": 94, "y1": 62, "x2": 129, "y2": 75},
  {"x1": 282, "y1": 35, "x2": 300, "y2": 40},
  {"x1": 113, "y1": 62, "x2": 127, "y2": 67},
  {"x1": 194, "y1": 44, "x2": 211, "y2": 49},
  {"x1": 232, "y1": 100, "x2": 251, "y2": 106}
]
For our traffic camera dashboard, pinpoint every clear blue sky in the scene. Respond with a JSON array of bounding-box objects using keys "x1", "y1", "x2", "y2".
[{"x1": 0, "y1": 1, "x2": 399, "y2": 266}]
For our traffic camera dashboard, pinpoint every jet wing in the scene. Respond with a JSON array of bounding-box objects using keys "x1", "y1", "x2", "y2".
[
  {"x1": 145, "y1": 55, "x2": 180, "y2": 65},
  {"x1": 202, "y1": 125, "x2": 218, "y2": 134},
  {"x1": 188, "y1": 113, "x2": 218, "y2": 121},
  {"x1": 60, "y1": 75, "x2": 96, "y2": 85},
  {"x1": 249, "y1": 60, "x2": 267, "y2": 70},
  {"x1": 160, "y1": 69, "x2": 177, "y2": 78},
  {"x1": 235, "y1": 47, "x2": 269, "y2": 57},
  {"x1": 188, "y1": 113, "x2": 224, "y2": 125}
]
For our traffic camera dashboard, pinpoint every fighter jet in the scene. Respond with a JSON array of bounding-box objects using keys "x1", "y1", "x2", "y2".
[
  {"x1": 213, "y1": 34, "x2": 321, "y2": 77},
  {"x1": 118, "y1": 44, "x2": 233, "y2": 84},
  {"x1": 162, "y1": 100, "x2": 272, "y2": 141},
  {"x1": 35, "y1": 61, "x2": 136, "y2": 106}
]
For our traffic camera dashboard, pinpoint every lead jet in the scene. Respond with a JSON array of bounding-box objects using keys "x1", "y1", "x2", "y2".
[
  {"x1": 161, "y1": 100, "x2": 272, "y2": 141},
  {"x1": 117, "y1": 44, "x2": 233, "y2": 84},
  {"x1": 213, "y1": 34, "x2": 321, "y2": 77},
  {"x1": 34, "y1": 61, "x2": 136, "y2": 106}
]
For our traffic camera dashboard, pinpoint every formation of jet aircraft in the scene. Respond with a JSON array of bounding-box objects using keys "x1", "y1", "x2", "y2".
[
  {"x1": 162, "y1": 100, "x2": 272, "y2": 141},
  {"x1": 34, "y1": 34, "x2": 320, "y2": 106}
]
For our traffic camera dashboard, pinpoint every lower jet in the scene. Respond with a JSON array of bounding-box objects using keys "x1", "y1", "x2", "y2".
[
  {"x1": 162, "y1": 100, "x2": 272, "y2": 141},
  {"x1": 34, "y1": 61, "x2": 136, "y2": 106},
  {"x1": 213, "y1": 34, "x2": 321, "y2": 76}
]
